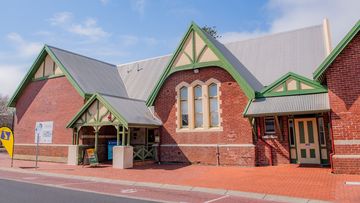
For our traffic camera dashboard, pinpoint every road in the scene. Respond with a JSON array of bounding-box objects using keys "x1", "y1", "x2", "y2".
[
  {"x1": 0, "y1": 169, "x2": 279, "y2": 203},
  {"x1": 0, "y1": 179, "x2": 156, "y2": 203}
]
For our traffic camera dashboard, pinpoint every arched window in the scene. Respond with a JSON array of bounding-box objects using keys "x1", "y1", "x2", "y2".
[
  {"x1": 209, "y1": 83, "x2": 219, "y2": 127},
  {"x1": 194, "y1": 85, "x2": 203, "y2": 128},
  {"x1": 180, "y1": 87, "x2": 188, "y2": 128}
]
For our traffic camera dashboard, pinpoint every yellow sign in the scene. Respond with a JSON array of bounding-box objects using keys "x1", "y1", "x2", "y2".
[{"x1": 0, "y1": 127, "x2": 14, "y2": 158}]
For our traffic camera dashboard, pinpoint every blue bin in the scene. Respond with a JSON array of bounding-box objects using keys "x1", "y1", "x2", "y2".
[{"x1": 107, "y1": 140, "x2": 118, "y2": 160}]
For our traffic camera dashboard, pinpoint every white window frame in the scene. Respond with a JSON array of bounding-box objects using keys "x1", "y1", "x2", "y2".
[{"x1": 264, "y1": 117, "x2": 276, "y2": 134}]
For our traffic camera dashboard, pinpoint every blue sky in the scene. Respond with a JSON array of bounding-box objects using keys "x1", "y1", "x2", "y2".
[{"x1": 0, "y1": 0, "x2": 359, "y2": 96}]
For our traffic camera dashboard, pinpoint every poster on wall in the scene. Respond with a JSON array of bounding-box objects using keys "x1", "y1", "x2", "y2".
[{"x1": 34, "y1": 121, "x2": 53, "y2": 144}]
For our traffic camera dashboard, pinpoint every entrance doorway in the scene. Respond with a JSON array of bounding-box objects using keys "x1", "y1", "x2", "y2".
[{"x1": 294, "y1": 118, "x2": 320, "y2": 164}]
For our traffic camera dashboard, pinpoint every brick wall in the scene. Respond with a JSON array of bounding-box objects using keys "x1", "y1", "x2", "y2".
[
  {"x1": 154, "y1": 67, "x2": 255, "y2": 166},
  {"x1": 255, "y1": 116, "x2": 290, "y2": 166},
  {"x1": 14, "y1": 76, "x2": 84, "y2": 161},
  {"x1": 325, "y1": 32, "x2": 360, "y2": 174}
]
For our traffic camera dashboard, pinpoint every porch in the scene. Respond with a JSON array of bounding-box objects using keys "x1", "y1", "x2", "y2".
[
  {"x1": 66, "y1": 93, "x2": 162, "y2": 168},
  {"x1": 245, "y1": 93, "x2": 333, "y2": 166}
]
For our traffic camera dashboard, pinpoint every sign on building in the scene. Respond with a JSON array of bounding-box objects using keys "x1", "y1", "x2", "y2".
[{"x1": 34, "y1": 121, "x2": 53, "y2": 144}]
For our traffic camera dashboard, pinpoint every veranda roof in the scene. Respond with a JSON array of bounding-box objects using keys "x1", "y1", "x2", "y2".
[{"x1": 244, "y1": 93, "x2": 330, "y2": 117}]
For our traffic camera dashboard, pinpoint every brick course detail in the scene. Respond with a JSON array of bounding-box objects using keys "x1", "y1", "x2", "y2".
[
  {"x1": 325, "y1": 32, "x2": 360, "y2": 174},
  {"x1": 154, "y1": 67, "x2": 255, "y2": 166},
  {"x1": 14, "y1": 76, "x2": 84, "y2": 161}
]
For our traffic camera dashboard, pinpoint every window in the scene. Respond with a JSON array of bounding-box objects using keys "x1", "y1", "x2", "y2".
[
  {"x1": 209, "y1": 83, "x2": 219, "y2": 127},
  {"x1": 180, "y1": 87, "x2": 188, "y2": 128},
  {"x1": 288, "y1": 119, "x2": 295, "y2": 146},
  {"x1": 176, "y1": 79, "x2": 221, "y2": 131},
  {"x1": 264, "y1": 117, "x2": 275, "y2": 134},
  {"x1": 194, "y1": 85, "x2": 203, "y2": 128},
  {"x1": 318, "y1": 117, "x2": 326, "y2": 146}
]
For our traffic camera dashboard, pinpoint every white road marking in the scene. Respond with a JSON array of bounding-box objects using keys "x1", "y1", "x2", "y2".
[
  {"x1": 22, "y1": 177, "x2": 38, "y2": 180},
  {"x1": 58, "y1": 181, "x2": 95, "y2": 186},
  {"x1": 204, "y1": 195, "x2": 229, "y2": 203},
  {"x1": 345, "y1": 181, "x2": 360, "y2": 186},
  {"x1": 121, "y1": 189, "x2": 137, "y2": 194}
]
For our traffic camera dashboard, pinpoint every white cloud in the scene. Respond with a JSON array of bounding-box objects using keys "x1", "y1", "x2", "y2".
[
  {"x1": 100, "y1": 0, "x2": 109, "y2": 5},
  {"x1": 68, "y1": 18, "x2": 110, "y2": 40},
  {"x1": 131, "y1": 0, "x2": 146, "y2": 16},
  {"x1": 0, "y1": 64, "x2": 26, "y2": 97},
  {"x1": 7, "y1": 32, "x2": 42, "y2": 58},
  {"x1": 220, "y1": 0, "x2": 360, "y2": 46},
  {"x1": 49, "y1": 12, "x2": 72, "y2": 26},
  {"x1": 49, "y1": 12, "x2": 110, "y2": 40},
  {"x1": 119, "y1": 35, "x2": 139, "y2": 46}
]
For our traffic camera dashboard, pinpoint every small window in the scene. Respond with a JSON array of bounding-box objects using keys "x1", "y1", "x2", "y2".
[
  {"x1": 264, "y1": 117, "x2": 275, "y2": 134},
  {"x1": 180, "y1": 87, "x2": 188, "y2": 128},
  {"x1": 209, "y1": 83, "x2": 219, "y2": 127},
  {"x1": 194, "y1": 85, "x2": 203, "y2": 128},
  {"x1": 318, "y1": 117, "x2": 326, "y2": 146},
  {"x1": 288, "y1": 119, "x2": 295, "y2": 146}
]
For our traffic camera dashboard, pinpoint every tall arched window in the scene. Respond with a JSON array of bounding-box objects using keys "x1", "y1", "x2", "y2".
[
  {"x1": 180, "y1": 87, "x2": 188, "y2": 128},
  {"x1": 194, "y1": 85, "x2": 203, "y2": 128},
  {"x1": 209, "y1": 83, "x2": 219, "y2": 127}
]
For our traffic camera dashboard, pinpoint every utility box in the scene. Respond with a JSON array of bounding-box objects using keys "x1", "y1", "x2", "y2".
[{"x1": 107, "y1": 140, "x2": 118, "y2": 160}]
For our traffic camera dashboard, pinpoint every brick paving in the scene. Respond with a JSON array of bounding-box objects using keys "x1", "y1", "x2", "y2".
[{"x1": 1, "y1": 153, "x2": 360, "y2": 202}]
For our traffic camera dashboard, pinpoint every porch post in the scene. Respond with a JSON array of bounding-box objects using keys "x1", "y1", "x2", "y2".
[
  {"x1": 94, "y1": 126, "x2": 99, "y2": 153},
  {"x1": 127, "y1": 128, "x2": 131, "y2": 146},
  {"x1": 116, "y1": 125, "x2": 120, "y2": 146},
  {"x1": 274, "y1": 116, "x2": 283, "y2": 141},
  {"x1": 122, "y1": 127, "x2": 125, "y2": 146},
  {"x1": 76, "y1": 127, "x2": 81, "y2": 145},
  {"x1": 72, "y1": 128, "x2": 76, "y2": 145}
]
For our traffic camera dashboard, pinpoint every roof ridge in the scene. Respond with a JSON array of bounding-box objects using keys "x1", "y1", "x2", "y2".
[
  {"x1": 46, "y1": 44, "x2": 116, "y2": 68},
  {"x1": 117, "y1": 24, "x2": 324, "y2": 68},
  {"x1": 223, "y1": 24, "x2": 323, "y2": 46},
  {"x1": 117, "y1": 54, "x2": 172, "y2": 67},
  {"x1": 99, "y1": 93, "x2": 146, "y2": 102}
]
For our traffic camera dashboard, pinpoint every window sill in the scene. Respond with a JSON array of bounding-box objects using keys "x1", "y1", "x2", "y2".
[
  {"x1": 176, "y1": 127, "x2": 223, "y2": 133},
  {"x1": 262, "y1": 135, "x2": 277, "y2": 139}
]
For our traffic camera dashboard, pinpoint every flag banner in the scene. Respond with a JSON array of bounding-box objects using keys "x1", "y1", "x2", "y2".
[{"x1": 0, "y1": 127, "x2": 14, "y2": 158}]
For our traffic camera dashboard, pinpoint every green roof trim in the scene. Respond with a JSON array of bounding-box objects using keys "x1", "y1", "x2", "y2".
[
  {"x1": 7, "y1": 45, "x2": 86, "y2": 107},
  {"x1": 146, "y1": 21, "x2": 255, "y2": 106},
  {"x1": 313, "y1": 20, "x2": 360, "y2": 80},
  {"x1": 66, "y1": 93, "x2": 128, "y2": 129},
  {"x1": 258, "y1": 72, "x2": 327, "y2": 98}
]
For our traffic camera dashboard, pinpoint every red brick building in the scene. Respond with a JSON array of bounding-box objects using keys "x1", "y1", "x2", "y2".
[{"x1": 8, "y1": 20, "x2": 360, "y2": 174}]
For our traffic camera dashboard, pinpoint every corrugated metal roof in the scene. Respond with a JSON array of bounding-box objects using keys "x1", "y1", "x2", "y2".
[
  {"x1": 224, "y1": 25, "x2": 327, "y2": 91},
  {"x1": 101, "y1": 94, "x2": 162, "y2": 126},
  {"x1": 245, "y1": 93, "x2": 330, "y2": 117},
  {"x1": 117, "y1": 55, "x2": 171, "y2": 100},
  {"x1": 48, "y1": 46, "x2": 128, "y2": 97}
]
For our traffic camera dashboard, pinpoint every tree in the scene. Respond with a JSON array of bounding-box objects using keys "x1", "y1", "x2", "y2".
[
  {"x1": 202, "y1": 25, "x2": 221, "y2": 39},
  {"x1": 0, "y1": 95, "x2": 14, "y2": 129},
  {"x1": 0, "y1": 95, "x2": 13, "y2": 115}
]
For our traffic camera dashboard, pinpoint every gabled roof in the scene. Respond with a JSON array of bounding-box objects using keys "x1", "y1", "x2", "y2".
[
  {"x1": 258, "y1": 72, "x2": 327, "y2": 97},
  {"x1": 8, "y1": 45, "x2": 128, "y2": 107},
  {"x1": 8, "y1": 45, "x2": 86, "y2": 107},
  {"x1": 313, "y1": 20, "x2": 360, "y2": 81},
  {"x1": 118, "y1": 55, "x2": 171, "y2": 101},
  {"x1": 146, "y1": 22, "x2": 257, "y2": 106},
  {"x1": 224, "y1": 24, "x2": 327, "y2": 89},
  {"x1": 67, "y1": 93, "x2": 162, "y2": 128},
  {"x1": 47, "y1": 46, "x2": 128, "y2": 97}
]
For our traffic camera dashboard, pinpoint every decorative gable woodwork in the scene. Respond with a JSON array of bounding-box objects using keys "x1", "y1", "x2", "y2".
[
  {"x1": 172, "y1": 31, "x2": 219, "y2": 69},
  {"x1": 260, "y1": 72, "x2": 327, "y2": 97},
  {"x1": 34, "y1": 54, "x2": 63, "y2": 79}
]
